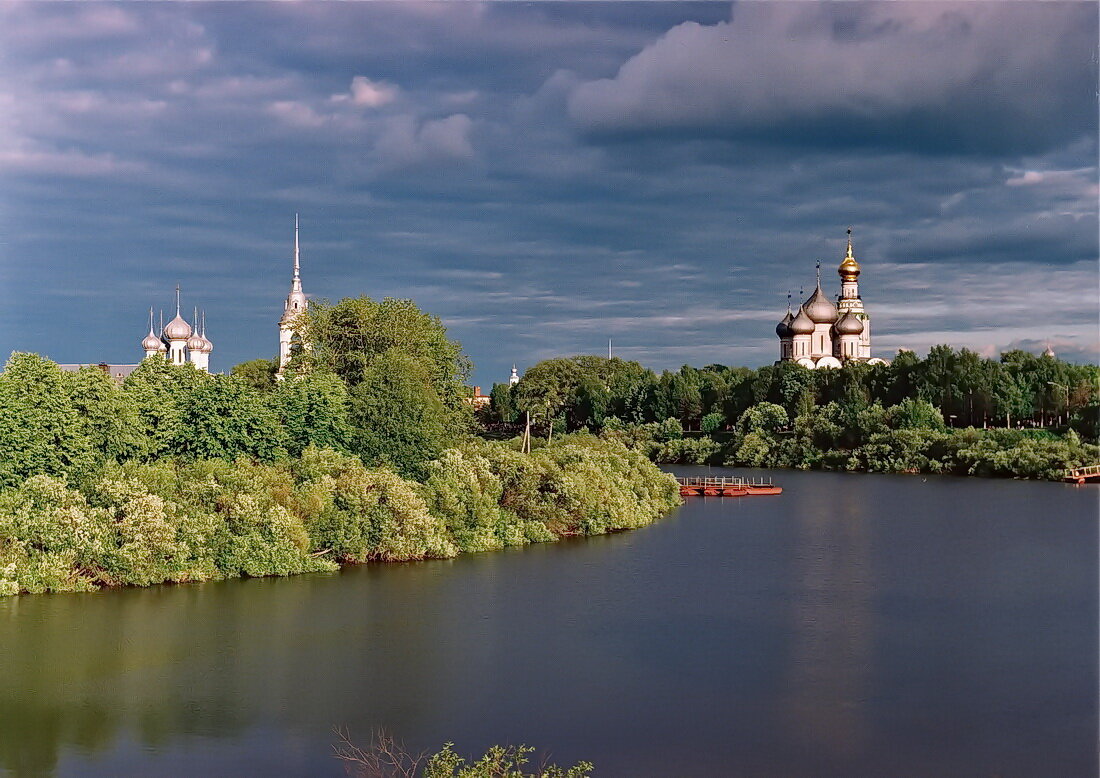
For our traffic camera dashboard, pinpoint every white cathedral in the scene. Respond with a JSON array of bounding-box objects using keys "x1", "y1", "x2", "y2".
[
  {"x1": 139, "y1": 289, "x2": 214, "y2": 370},
  {"x1": 776, "y1": 230, "x2": 888, "y2": 369},
  {"x1": 138, "y1": 215, "x2": 307, "y2": 374}
]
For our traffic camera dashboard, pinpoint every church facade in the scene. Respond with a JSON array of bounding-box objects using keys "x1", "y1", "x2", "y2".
[
  {"x1": 139, "y1": 287, "x2": 214, "y2": 370},
  {"x1": 776, "y1": 231, "x2": 887, "y2": 369}
]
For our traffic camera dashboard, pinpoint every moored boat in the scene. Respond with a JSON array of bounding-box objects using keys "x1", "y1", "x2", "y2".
[{"x1": 676, "y1": 476, "x2": 781, "y2": 497}]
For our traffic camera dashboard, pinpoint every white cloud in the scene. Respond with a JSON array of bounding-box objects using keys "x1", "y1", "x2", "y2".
[
  {"x1": 566, "y1": 4, "x2": 1095, "y2": 153},
  {"x1": 266, "y1": 100, "x2": 329, "y2": 129},
  {"x1": 332, "y1": 76, "x2": 399, "y2": 108},
  {"x1": 373, "y1": 113, "x2": 474, "y2": 167}
]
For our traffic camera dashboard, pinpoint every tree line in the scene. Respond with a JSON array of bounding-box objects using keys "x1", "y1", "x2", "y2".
[
  {"x1": 0, "y1": 297, "x2": 679, "y2": 595},
  {"x1": 488, "y1": 348, "x2": 1099, "y2": 435},
  {"x1": 484, "y1": 348, "x2": 1099, "y2": 479}
]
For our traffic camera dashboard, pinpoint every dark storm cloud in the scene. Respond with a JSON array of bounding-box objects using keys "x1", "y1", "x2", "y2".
[
  {"x1": 0, "y1": 1, "x2": 1095, "y2": 383},
  {"x1": 568, "y1": 2, "x2": 1098, "y2": 155}
]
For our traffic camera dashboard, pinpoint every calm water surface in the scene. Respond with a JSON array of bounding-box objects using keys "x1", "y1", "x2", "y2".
[{"x1": 0, "y1": 469, "x2": 1096, "y2": 777}]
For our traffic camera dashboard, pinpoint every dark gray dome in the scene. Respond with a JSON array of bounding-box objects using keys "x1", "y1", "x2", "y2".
[{"x1": 776, "y1": 310, "x2": 793, "y2": 338}]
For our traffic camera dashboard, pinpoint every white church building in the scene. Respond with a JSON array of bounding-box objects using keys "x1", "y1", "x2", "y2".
[{"x1": 776, "y1": 230, "x2": 888, "y2": 369}]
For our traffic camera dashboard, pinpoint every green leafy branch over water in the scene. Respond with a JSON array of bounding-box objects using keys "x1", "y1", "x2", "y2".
[{"x1": 335, "y1": 730, "x2": 592, "y2": 778}]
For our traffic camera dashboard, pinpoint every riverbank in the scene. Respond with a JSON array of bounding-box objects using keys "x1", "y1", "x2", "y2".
[
  {"x1": 0, "y1": 435, "x2": 680, "y2": 596},
  {"x1": 600, "y1": 413, "x2": 1098, "y2": 481},
  {"x1": 3, "y1": 467, "x2": 1093, "y2": 776}
]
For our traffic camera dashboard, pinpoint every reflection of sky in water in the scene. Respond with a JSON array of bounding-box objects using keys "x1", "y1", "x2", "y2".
[
  {"x1": 0, "y1": 471, "x2": 1095, "y2": 777},
  {"x1": 784, "y1": 484, "x2": 874, "y2": 763}
]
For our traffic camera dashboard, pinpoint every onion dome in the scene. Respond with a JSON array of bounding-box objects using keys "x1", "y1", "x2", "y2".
[
  {"x1": 164, "y1": 313, "x2": 192, "y2": 341},
  {"x1": 776, "y1": 310, "x2": 794, "y2": 338},
  {"x1": 199, "y1": 312, "x2": 213, "y2": 353},
  {"x1": 142, "y1": 330, "x2": 165, "y2": 352},
  {"x1": 803, "y1": 284, "x2": 838, "y2": 324},
  {"x1": 184, "y1": 307, "x2": 206, "y2": 351},
  {"x1": 163, "y1": 286, "x2": 192, "y2": 340},
  {"x1": 141, "y1": 309, "x2": 167, "y2": 352},
  {"x1": 789, "y1": 306, "x2": 815, "y2": 335},
  {"x1": 834, "y1": 310, "x2": 864, "y2": 336},
  {"x1": 839, "y1": 229, "x2": 860, "y2": 280}
]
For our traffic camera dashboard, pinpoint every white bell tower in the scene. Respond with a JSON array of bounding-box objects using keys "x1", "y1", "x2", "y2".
[{"x1": 278, "y1": 214, "x2": 308, "y2": 377}]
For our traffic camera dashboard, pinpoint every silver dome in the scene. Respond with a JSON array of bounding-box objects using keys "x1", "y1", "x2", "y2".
[
  {"x1": 834, "y1": 311, "x2": 864, "y2": 336},
  {"x1": 187, "y1": 333, "x2": 206, "y2": 351},
  {"x1": 803, "y1": 285, "x2": 838, "y2": 324},
  {"x1": 789, "y1": 306, "x2": 815, "y2": 335},
  {"x1": 142, "y1": 331, "x2": 166, "y2": 351},
  {"x1": 163, "y1": 313, "x2": 192, "y2": 341}
]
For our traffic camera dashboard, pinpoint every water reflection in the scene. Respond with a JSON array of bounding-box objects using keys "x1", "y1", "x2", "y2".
[
  {"x1": 783, "y1": 482, "x2": 874, "y2": 761},
  {"x1": 0, "y1": 471, "x2": 1095, "y2": 777}
]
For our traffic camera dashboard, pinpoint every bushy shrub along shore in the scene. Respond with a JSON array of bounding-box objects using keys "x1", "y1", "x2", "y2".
[
  {"x1": 0, "y1": 436, "x2": 679, "y2": 596},
  {"x1": 599, "y1": 399, "x2": 1098, "y2": 480}
]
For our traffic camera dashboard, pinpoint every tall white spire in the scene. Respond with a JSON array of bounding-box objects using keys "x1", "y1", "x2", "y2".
[
  {"x1": 292, "y1": 212, "x2": 302, "y2": 291},
  {"x1": 509, "y1": 364, "x2": 520, "y2": 386},
  {"x1": 279, "y1": 213, "x2": 309, "y2": 376}
]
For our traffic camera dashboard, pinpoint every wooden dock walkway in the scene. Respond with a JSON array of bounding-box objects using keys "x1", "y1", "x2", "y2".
[
  {"x1": 1063, "y1": 464, "x2": 1100, "y2": 483},
  {"x1": 675, "y1": 476, "x2": 782, "y2": 497}
]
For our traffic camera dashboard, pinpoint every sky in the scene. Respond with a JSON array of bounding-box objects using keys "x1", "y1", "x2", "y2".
[{"x1": 0, "y1": 1, "x2": 1097, "y2": 385}]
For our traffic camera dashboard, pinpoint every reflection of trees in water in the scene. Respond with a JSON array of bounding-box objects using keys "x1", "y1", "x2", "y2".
[
  {"x1": 782, "y1": 484, "x2": 875, "y2": 766},
  {"x1": 0, "y1": 563, "x2": 462, "y2": 776}
]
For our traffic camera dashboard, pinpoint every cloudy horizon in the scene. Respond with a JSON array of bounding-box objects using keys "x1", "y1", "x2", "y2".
[{"x1": 1, "y1": 1, "x2": 1096, "y2": 384}]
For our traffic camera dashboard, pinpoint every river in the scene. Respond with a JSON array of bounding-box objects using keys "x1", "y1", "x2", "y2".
[{"x1": 0, "y1": 468, "x2": 1095, "y2": 777}]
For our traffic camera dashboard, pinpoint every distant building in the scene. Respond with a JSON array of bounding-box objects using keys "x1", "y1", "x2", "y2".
[
  {"x1": 138, "y1": 286, "x2": 214, "y2": 370},
  {"x1": 509, "y1": 364, "x2": 520, "y2": 386},
  {"x1": 776, "y1": 230, "x2": 888, "y2": 368},
  {"x1": 58, "y1": 362, "x2": 139, "y2": 385},
  {"x1": 467, "y1": 385, "x2": 491, "y2": 408}
]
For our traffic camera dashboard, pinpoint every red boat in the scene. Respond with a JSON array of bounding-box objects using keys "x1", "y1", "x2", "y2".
[{"x1": 676, "y1": 476, "x2": 782, "y2": 497}]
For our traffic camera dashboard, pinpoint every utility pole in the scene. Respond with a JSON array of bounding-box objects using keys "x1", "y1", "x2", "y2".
[{"x1": 521, "y1": 411, "x2": 531, "y2": 454}]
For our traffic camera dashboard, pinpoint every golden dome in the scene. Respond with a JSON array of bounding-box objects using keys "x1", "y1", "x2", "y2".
[{"x1": 838, "y1": 229, "x2": 860, "y2": 279}]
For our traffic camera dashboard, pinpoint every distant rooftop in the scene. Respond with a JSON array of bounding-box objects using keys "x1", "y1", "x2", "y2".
[{"x1": 58, "y1": 363, "x2": 140, "y2": 384}]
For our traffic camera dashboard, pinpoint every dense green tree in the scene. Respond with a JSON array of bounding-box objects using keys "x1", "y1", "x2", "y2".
[
  {"x1": 886, "y1": 398, "x2": 946, "y2": 431},
  {"x1": 64, "y1": 366, "x2": 145, "y2": 463},
  {"x1": 231, "y1": 358, "x2": 279, "y2": 392},
  {"x1": 348, "y1": 349, "x2": 452, "y2": 479},
  {"x1": 300, "y1": 296, "x2": 471, "y2": 398},
  {"x1": 172, "y1": 374, "x2": 287, "y2": 461},
  {"x1": 271, "y1": 372, "x2": 353, "y2": 457},
  {"x1": 0, "y1": 354, "x2": 91, "y2": 487},
  {"x1": 123, "y1": 356, "x2": 209, "y2": 457},
  {"x1": 487, "y1": 382, "x2": 518, "y2": 424}
]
